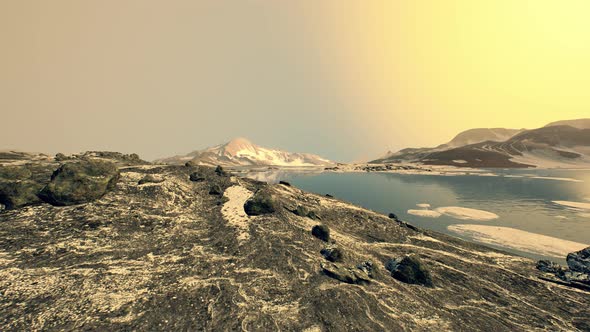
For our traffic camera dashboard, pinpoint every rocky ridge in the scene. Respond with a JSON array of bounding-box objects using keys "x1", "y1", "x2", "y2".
[{"x1": 0, "y1": 153, "x2": 589, "y2": 331}]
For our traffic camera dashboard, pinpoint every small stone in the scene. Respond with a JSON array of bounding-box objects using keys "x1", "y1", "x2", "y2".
[
  {"x1": 215, "y1": 166, "x2": 227, "y2": 176},
  {"x1": 138, "y1": 175, "x2": 164, "y2": 185},
  {"x1": 189, "y1": 172, "x2": 206, "y2": 182},
  {"x1": 209, "y1": 185, "x2": 223, "y2": 196},
  {"x1": 321, "y1": 246, "x2": 343, "y2": 262},
  {"x1": 279, "y1": 181, "x2": 291, "y2": 186},
  {"x1": 311, "y1": 224, "x2": 330, "y2": 242}
]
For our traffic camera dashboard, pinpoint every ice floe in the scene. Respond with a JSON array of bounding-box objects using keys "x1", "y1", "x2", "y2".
[
  {"x1": 448, "y1": 224, "x2": 588, "y2": 258},
  {"x1": 407, "y1": 209, "x2": 442, "y2": 218},
  {"x1": 407, "y1": 205, "x2": 499, "y2": 221},
  {"x1": 552, "y1": 200, "x2": 590, "y2": 210}
]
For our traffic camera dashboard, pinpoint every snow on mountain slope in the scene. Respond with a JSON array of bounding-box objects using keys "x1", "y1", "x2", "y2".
[
  {"x1": 156, "y1": 138, "x2": 333, "y2": 167},
  {"x1": 443, "y1": 128, "x2": 524, "y2": 148},
  {"x1": 545, "y1": 118, "x2": 590, "y2": 129}
]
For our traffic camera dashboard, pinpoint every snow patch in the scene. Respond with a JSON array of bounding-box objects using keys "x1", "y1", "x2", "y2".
[
  {"x1": 221, "y1": 185, "x2": 254, "y2": 241},
  {"x1": 452, "y1": 160, "x2": 468, "y2": 164},
  {"x1": 416, "y1": 203, "x2": 431, "y2": 208},
  {"x1": 448, "y1": 224, "x2": 588, "y2": 258}
]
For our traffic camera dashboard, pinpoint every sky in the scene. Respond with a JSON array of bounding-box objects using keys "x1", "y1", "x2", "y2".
[{"x1": 1, "y1": 1, "x2": 590, "y2": 162}]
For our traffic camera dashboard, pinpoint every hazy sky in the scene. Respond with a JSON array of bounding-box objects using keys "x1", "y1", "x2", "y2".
[{"x1": 2, "y1": 1, "x2": 590, "y2": 162}]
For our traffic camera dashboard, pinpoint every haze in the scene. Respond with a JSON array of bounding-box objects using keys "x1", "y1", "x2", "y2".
[{"x1": 2, "y1": 1, "x2": 589, "y2": 162}]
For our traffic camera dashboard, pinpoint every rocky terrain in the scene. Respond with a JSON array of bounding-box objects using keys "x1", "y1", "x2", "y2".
[{"x1": 1, "y1": 152, "x2": 589, "y2": 331}]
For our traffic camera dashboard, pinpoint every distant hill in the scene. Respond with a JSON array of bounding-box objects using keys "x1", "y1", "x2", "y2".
[
  {"x1": 545, "y1": 118, "x2": 590, "y2": 129},
  {"x1": 156, "y1": 137, "x2": 333, "y2": 167},
  {"x1": 372, "y1": 119, "x2": 590, "y2": 168}
]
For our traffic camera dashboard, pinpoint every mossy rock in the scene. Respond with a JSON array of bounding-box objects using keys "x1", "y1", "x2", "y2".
[
  {"x1": 386, "y1": 256, "x2": 433, "y2": 287},
  {"x1": 244, "y1": 189, "x2": 279, "y2": 216},
  {"x1": 38, "y1": 160, "x2": 120, "y2": 206}
]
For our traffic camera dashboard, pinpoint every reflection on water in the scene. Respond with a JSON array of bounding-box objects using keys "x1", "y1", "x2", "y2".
[{"x1": 242, "y1": 169, "x2": 590, "y2": 262}]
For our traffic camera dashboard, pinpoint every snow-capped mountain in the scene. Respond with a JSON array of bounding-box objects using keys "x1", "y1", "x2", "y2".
[
  {"x1": 372, "y1": 119, "x2": 590, "y2": 168},
  {"x1": 156, "y1": 138, "x2": 333, "y2": 167}
]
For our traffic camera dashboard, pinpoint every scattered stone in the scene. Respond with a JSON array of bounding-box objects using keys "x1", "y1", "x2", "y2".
[
  {"x1": 54, "y1": 153, "x2": 70, "y2": 161},
  {"x1": 244, "y1": 189, "x2": 279, "y2": 216},
  {"x1": 567, "y1": 246, "x2": 590, "y2": 274},
  {"x1": 215, "y1": 166, "x2": 227, "y2": 176},
  {"x1": 320, "y1": 246, "x2": 343, "y2": 262},
  {"x1": 209, "y1": 185, "x2": 223, "y2": 196},
  {"x1": 189, "y1": 172, "x2": 206, "y2": 182},
  {"x1": 306, "y1": 210, "x2": 320, "y2": 220},
  {"x1": 138, "y1": 175, "x2": 164, "y2": 185},
  {"x1": 388, "y1": 213, "x2": 399, "y2": 221},
  {"x1": 320, "y1": 262, "x2": 371, "y2": 285},
  {"x1": 38, "y1": 160, "x2": 120, "y2": 206},
  {"x1": 386, "y1": 256, "x2": 433, "y2": 287},
  {"x1": 292, "y1": 205, "x2": 320, "y2": 220},
  {"x1": 185, "y1": 160, "x2": 197, "y2": 167},
  {"x1": 325, "y1": 194, "x2": 334, "y2": 198},
  {"x1": 357, "y1": 261, "x2": 375, "y2": 278},
  {"x1": 536, "y1": 260, "x2": 565, "y2": 274},
  {"x1": 279, "y1": 180, "x2": 291, "y2": 187},
  {"x1": 311, "y1": 224, "x2": 330, "y2": 242}
]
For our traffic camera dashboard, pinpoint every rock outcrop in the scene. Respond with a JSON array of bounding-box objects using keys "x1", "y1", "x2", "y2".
[{"x1": 38, "y1": 160, "x2": 120, "y2": 206}]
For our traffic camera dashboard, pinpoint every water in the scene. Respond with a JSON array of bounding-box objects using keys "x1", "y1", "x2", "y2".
[{"x1": 243, "y1": 169, "x2": 590, "y2": 263}]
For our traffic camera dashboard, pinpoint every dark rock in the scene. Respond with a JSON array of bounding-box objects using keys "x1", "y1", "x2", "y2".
[
  {"x1": 38, "y1": 160, "x2": 120, "y2": 206},
  {"x1": 294, "y1": 205, "x2": 309, "y2": 217},
  {"x1": 244, "y1": 189, "x2": 279, "y2": 216},
  {"x1": 357, "y1": 261, "x2": 375, "y2": 278},
  {"x1": 388, "y1": 213, "x2": 399, "y2": 220},
  {"x1": 325, "y1": 194, "x2": 334, "y2": 198},
  {"x1": 536, "y1": 260, "x2": 565, "y2": 274},
  {"x1": 320, "y1": 262, "x2": 371, "y2": 284},
  {"x1": 566, "y1": 246, "x2": 590, "y2": 273},
  {"x1": 0, "y1": 180, "x2": 44, "y2": 210},
  {"x1": 279, "y1": 181, "x2": 291, "y2": 187},
  {"x1": 215, "y1": 166, "x2": 227, "y2": 176},
  {"x1": 54, "y1": 153, "x2": 71, "y2": 161},
  {"x1": 556, "y1": 270, "x2": 590, "y2": 284},
  {"x1": 292, "y1": 205, "x2": 320, "y2": 220},
  {"x1": 185, "y1": 160, "x2": 197, "y2": 167},
  {"x1": 386, "y1": 256, "x2": 433, "y2": 287},
  {"x1": 306, "y1": 210, "x2": 320, "y2": 220},
  {"x1": 0, "y1": 165, "x2": 51, "y2": 210},
  {"x1": 138, "y1": 175, "x2": 164, "y2": 185},
  {"x1": 209, "y1": 185, "x2": 223, "y2": 196},
  {"x1": 320, "y1": 246, "x2": 343, "y2": 262},
  {"x1": 311, "y1": 224, "x2": 330, "y2": 242},
  {"x1": 189, "y1": 172, "x2": 206, "y2": 182}
]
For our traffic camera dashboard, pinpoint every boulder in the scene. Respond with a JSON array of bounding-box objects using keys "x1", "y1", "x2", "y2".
[
  {"x1": 311, "y1": 224, "x2": 330, "y2": 242},
  {"x1": 0, "y1": 165, "x2": 51, "y2": 210},
  {"x1": 386, "y1": 256, "x2": 433, "y2": 287},
  {"x1": 357, "y1": 261, "x2": 375, "y2": 278},
  {"x1": 566, "y1": 246, "x2": 590, "y2": 273},
  {"x1": 0, "y1": 180, "x2": 44, "y2": 209},
  {"x1": 320, "y1": 246, "x2": 343, "y2": 262},
  {"x1": 138, "y1": 175, "x2": 164, "y2": 185},
  {"x1": 320, "y1": 262, "x2": 371, "y2": 284},
  {"x1": 244, "y1": 189, "x2": 279, "y2": 216},
  {"x1": 38, "y1": 160, "x2": 120, "y2": 206},
  {"x1": 189, "y1": 172, "x2": 206, "y2": 182},
  {"x1": 279, "y1": 181, "x2": 291, "y2": 187}
]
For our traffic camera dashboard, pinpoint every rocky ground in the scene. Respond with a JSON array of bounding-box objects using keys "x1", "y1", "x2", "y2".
[{"x1": 0, "y1": 153, "x2": 589, "y2": 331}]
